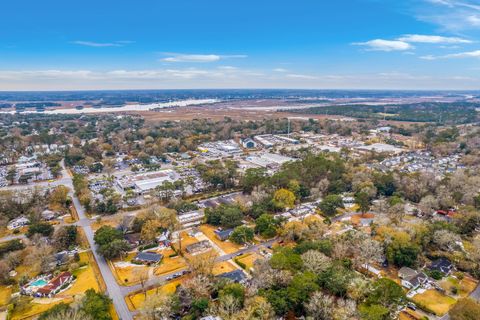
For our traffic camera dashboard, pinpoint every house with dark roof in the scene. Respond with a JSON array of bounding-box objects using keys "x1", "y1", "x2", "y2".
[
  {"x1": 429, "y1": 258, "x2": 453, "y2": 275},
  {"x1": 36, "y1": 272, "x2": 73, "y2": 298},
  {"x1": 214, "y1": 228, "x2": 233, "y2": 241},
  {"x1": 133, "y1": 252, "x2": 163, "y2": 265},
  {"x1": 54, "y1": 252, "x2": 69, "y2": 266},
  {"x1": 401, "y1": 271, "x2": 434, "y2": 290},
  {"x1": 217, "y1": 269, "x2": 247, "y2": 283}
]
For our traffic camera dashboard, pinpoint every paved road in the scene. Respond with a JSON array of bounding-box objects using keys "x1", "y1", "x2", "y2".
[
  {"x1": 120, "y1": 238, "x2": 277, "y2": 296},
  {"x1": 61, "y1": 163, "x2": 133, "y2": 320}
]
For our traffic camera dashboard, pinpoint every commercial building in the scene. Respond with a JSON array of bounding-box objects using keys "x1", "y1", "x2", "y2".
[{"x1": 116, "y1": 169, "x2": 179, "y2": 194}]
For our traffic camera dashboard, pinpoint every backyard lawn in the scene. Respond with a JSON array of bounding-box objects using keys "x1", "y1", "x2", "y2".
[
  {"x1": 61, "y1": 252, "x2": 104, "y2": 296},
  {"x1": 412, "y1": 289, "x2": 456, "y2": 316}
]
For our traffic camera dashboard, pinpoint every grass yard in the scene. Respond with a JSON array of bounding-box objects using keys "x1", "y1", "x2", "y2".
[
  {"x1": 439, "y1": 275, "x2": 478, "y2": 298},
  {"x1": 199, "y1": 224, "x2": 243, "y2": 254},
  {"x1": 91, "y1": 218, "x2": 119, "y2": 231},
  {"x1": 109, "y1": 304, "x2": 119, "y2": 320},
  {"x1": 235, "y1": 253, "x2": 261, "y2": 272},
  {"x1": 11, "y1": 298, "x2": 73, "y2": 320},
  {"x1": 172, "y1": 231, "x2": 200, "y2": 253},
  {"x1": 412, "y1": 289, "x2": 456, "y2": 316},
  {"x1": 399, "y1": 310, "x2": 422, "y2": 320},
  {"x1": 212, "y1": 261, "x2": 237, "y2": 275},
  {"x1": 125, "y1": 278, "x2": 184, "y2": 311},
  {"x1": 153, "y1": 249, "x2": 187, "y2": 276},
  {"x1": 0, "y1": 286, "x2": 12, "y2": 307},
  {"x1": 112, "y1": 263, "x2": 149, "y2": 286}
]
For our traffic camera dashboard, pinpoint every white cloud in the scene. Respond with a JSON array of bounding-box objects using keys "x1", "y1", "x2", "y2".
[
  {"x1": 418, "y1": 0, "x2": 480, "y2": 30},
  {"x1": 285, "y1": 73, "x2": 317, "y2": 79},
  {"x1": 273, "y1": 68, "x2": 288, "y2": 72},
  {"x1": 421, "y1": 49, "x2": 480, "y2": 59},
  {"x1": 72, "y1": 41, "x2": 132, "y2": 47},
  {"x1": 353, "y1": 39, "x2": 413, "y2": 51},
  {"x1": 397, "y1": 34, "x2": 472, "y2": 44},
  {"x1": 467, "y1": 15, "x2": 480, "y2": 26},
  {"x1": 160, "y1": 53, "x2": 247, "y2": 63},
  {"x1": 217, "y1": 66, "x2": 238, "y2": 70},
  {"x1": 1, "y1": 68, "x2": 479, "y2": 90}
]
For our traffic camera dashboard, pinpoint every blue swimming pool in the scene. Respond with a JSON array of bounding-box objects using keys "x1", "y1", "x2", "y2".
[{"x1": 30, "y1": 279, "x2": 48, "y2": 287}]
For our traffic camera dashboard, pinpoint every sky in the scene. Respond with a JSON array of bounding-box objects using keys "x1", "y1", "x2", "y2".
[{"x1": 1, "y1": 0, "x2": 480, "y2": 91}]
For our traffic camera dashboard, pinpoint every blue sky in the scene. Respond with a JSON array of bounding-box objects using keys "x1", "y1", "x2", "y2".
[{"x1": 1, "y1": 0, "x2": 480, "y2": 90}]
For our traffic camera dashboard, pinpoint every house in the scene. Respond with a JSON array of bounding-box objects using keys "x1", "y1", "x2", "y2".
[
  {"x1": 156, "y1": 231, "x2": 171, "y2": 247},
  {"x1": 133, "y1": 252, "x2": 163, "y2": 265},
  {"x1": 398, "y1": 267, "x2": 418, "y2": 280},
  {"x1": 401, "y1": 271, "x2": 433, "y2": 290},
  {"x1": 217, "y1": 269, "x2": 247, "y2": 283},
  {"x1": 7, "y1": 216, "x2": 30, "y2": 230},
  {"x1": 177, "y1": 210, "x2": 205, "y2": 228},
  {"x1": 124, "y1": 233, "x2": 142, "y2": 248},
  {"x1": 186, "y1": 240, "x2": 211, "y2": 254},
  {"x1": 429, "y1": 258, "x2": 453, "y2": 275},
  {"x1": 41, "y1": 210, "x2": 56, "y2": 221},
  {"x1": 36, "y1": 272, "x2": 73, "y2": 297},
  {"x1": 54, "y1": 252, "x2": 69, "y2": 266},
  {"x1": 242, "y1": 138, "x2": 257, "y2": 149},
  {"x1": 214, "y1": 228, "x2": 233, "y2": 241},
  {"x1": 435, "y1": 210, "x2": 456, "y2": 221}
]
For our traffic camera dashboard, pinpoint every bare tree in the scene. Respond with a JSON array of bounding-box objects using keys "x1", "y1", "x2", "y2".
[
  {"x1": 305, "y1": 291, "x2": 334, "y2": 320},
  {"x1": 419, "y1": 195, "x2": 439, "y2": 216},
  {"x1": 139, "y1": 291, "x2": 174, "y2": 320},
  {"x1": 433, "y1": 230, "x2": 462, "y2": 252},
  {"x1": 301, "y1": 250, "x2": 332, "y2": 274}
]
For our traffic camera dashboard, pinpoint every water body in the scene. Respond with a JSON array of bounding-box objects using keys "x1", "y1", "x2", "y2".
[{"x1": 0, "y1": 99, "x2": 219, "y2": 115}]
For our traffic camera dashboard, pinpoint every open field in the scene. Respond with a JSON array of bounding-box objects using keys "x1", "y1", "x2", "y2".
[{"x1": 412, "y1": 289, "x2": 456, "y2": 316}]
